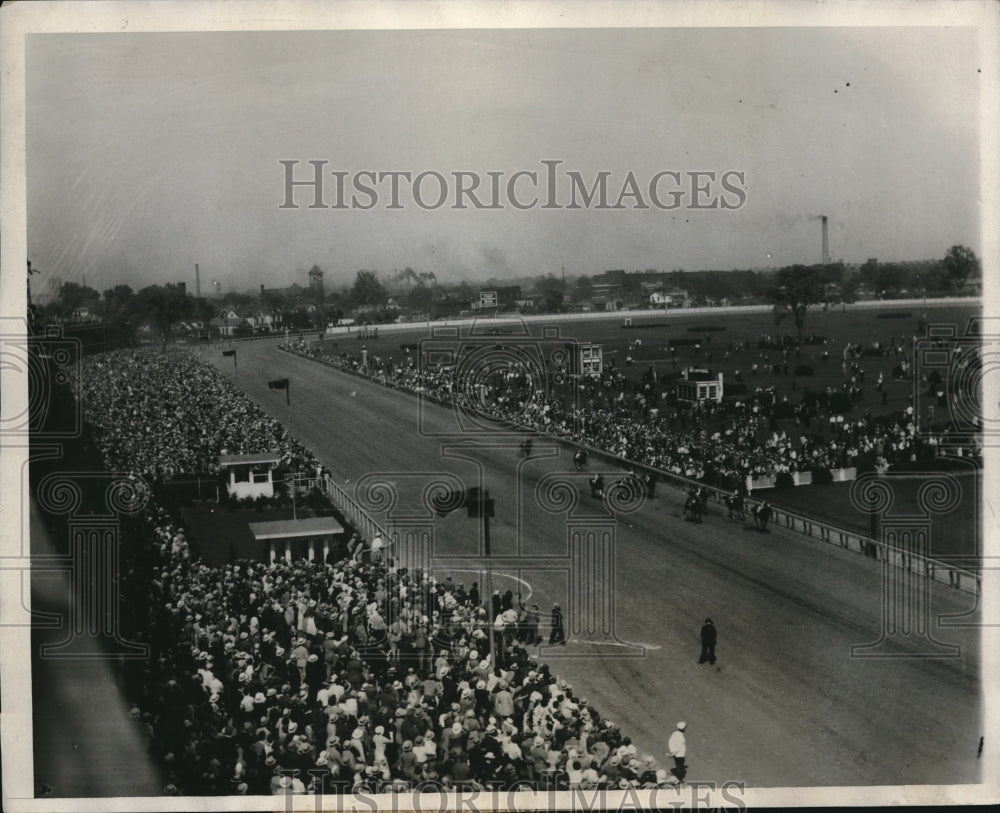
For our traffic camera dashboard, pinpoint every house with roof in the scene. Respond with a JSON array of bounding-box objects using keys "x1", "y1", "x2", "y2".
[{"x1": 209, "y1": 311, "x2": 244, "y2": 336}]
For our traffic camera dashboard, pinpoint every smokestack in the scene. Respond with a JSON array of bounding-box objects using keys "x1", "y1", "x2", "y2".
[
  {"x1": 820, "y1": 216, "x2": 830, "y2": 265},
  {"x1": 195, "y1": 264, "x2": 201, "y2": 296}
]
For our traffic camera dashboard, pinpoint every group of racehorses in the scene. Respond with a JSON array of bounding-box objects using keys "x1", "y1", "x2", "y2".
[
  {"x1": 688, "y1": 488, "x2": 772, "y2": 529},
  {"x1": 523, "y1": 439, "x2": 773, "y2": 530}
]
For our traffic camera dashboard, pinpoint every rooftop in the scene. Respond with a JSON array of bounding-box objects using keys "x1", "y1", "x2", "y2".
[
  {"x1": 249, "y1": 516, "x2": 345, "y2": 540},
  {"x1": 218, "y1": 452, "x2": 282, "y2": 466}
]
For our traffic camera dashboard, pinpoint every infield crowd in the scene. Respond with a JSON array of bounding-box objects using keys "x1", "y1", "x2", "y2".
[{"x1": 294, "y1": 332, "x2": 980, "y2": 488}]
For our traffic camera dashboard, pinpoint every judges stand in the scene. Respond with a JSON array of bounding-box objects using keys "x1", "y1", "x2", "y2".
[{"x1": 218, "y1": 452, "x2": 282, "y2": 500}]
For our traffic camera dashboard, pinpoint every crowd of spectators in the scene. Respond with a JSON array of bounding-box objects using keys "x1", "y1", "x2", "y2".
[
  {"x1": 126, "y1": 521, "x2": 666, "y2": 795},
  {"x1": 70, "y1": 347, "x2": 667, "y2": 796},
  {"x1": 289, "y1": 333, "x2": 981, "y2": 487},
  {"x1": 72, "y1": 349, "x2": 321, "y2": 481}
]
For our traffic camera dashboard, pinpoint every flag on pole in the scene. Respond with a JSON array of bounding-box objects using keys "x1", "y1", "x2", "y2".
[
  {"x1": 430, "y1": 487, "x2": 469, "y2": 518},
  {"x1": 464, "y1": 487, "x2": 494, "y2": 519},
  {"x1": 222, "y1": 350, "x2": 235, "y2": 357},
  {"x1": 431, "y1": 486, "x2": 495, "y2": 518},
  {"x1": 268, "y1": 377, "x2": 290, "y2": 405},
  {"x1": 431, "y1": 486, "x2": 494, "y2": 556}
]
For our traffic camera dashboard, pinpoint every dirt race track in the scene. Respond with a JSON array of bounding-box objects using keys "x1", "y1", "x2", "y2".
[{"x1": 206, "y1": 341, "x2": 982, "y2": 789}]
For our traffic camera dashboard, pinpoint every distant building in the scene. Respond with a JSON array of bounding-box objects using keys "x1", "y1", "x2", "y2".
[
  {"x1": 260, "y1": 282, "x2": 306, "y2": 300},
  {"x1": 566, "y1": 342, "x2": 603, "y2": 377},
  {"x1": 210, "y1": 308, "x2": 243, "y2": 336},
  {"x1": 308, "y1": 267, "x2": 325, "y2": 299},
  {"x1": 432, "y1": 296, "x2": 470, "y2": 319},
  {"x1": 242, "y1": 310, "x2": 281, "y2": 332},
  {"x1": 591, "y1": 282, "x2": 624, "y2": 303},
  {"x1": 475, "y1": 285, "x2": 522, "y2": 310}
]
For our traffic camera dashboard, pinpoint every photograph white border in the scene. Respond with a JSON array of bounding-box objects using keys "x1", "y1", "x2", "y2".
[{"x1": 2, "y1": 1, "x2": 998, "y2": 810}]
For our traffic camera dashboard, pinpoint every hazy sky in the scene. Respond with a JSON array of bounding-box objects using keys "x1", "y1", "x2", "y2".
[{"x1": 26, "y1": 26, "x2": 982, "y2": 295}]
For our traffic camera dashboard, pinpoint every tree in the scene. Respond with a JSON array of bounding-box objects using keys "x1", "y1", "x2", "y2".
[
  {"x1": 261, "y1": 289, "x2": 287, "y2": 312},
  {"x1": 535, "y1": 275, "x2": 566, "y2": 313},
  {"x1": 771, "y1": 265, "x2": 825, "y2": 337},
  {"x1": 453, "y1": 281, "x2": 476, "y2": 304},
  {"x1": 349, "y1": 270, "x2": 387, "y2": 308},
  {"x1": 190, "y1": 296, "x2": 219, "y2": 325},
  {"x1": 56, "y1": 281, "x2": 101, "y2": 317},
  {"x1": 133, "y1": 283, "x2": 193, "y2": 350},
  {"x1": 405, "y1": 280, "x2": 435, "y2": 313},
  {"x1": 859, "y1": 259, "x2": 878, "y2": 291},
  {"x1": 102, "y1": 285, "x2": 135, "y2": 323},
  {"x1": 875, "y1": 263, "x2": 906, "y2": 295},
  {"x1": 840, "y1": 275, "x2": 860, "y2": 303},
  {"x1": 939, "y1": 245, "x2": 980, "y2": 291}
]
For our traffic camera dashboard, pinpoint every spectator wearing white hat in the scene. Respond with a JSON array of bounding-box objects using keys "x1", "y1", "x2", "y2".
[
  {"x1": 667, "y1": 721, "x2": 687, "y2": 782},
  {"x1": 493, "y1": 680, "x2": 515, "y2": 719}
]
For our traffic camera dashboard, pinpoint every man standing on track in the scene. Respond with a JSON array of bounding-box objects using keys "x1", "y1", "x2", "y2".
[
  {"x1": 667, "y1": 721, "x2": 687, "y2": 783},
  {"x1": 549, "y1": 604, "x2": 566, "y2": 646},
  {"x1": 699, "y1": 618, "x2": 717, "y2": 665}
]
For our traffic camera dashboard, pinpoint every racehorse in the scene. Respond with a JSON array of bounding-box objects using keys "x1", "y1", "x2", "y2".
[
  {"x1": 725, "y1": 492, "x2": 745, "y2": 520},
  {"x1": 684, "y1": 492, "x2": 704, "y2": 523},
  {"x1": 610, "y1": 473, "x2": 643, "y2": 504},
  {"x1": 751, "y1": 501, "x2": 772, "y2": 530}
]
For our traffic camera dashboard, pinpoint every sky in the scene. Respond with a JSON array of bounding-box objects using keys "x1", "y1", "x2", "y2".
[{"x1": 25, "y1": 26, "x2": 983, "y2": 297}]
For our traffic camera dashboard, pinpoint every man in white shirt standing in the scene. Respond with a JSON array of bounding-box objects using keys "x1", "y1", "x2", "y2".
[{"x1": 667, "y1": 721, "x2": 687, "y2": 782}]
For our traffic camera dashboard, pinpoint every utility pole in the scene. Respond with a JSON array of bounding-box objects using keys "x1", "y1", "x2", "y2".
[
  {"x1": 435, "y1": 486, "x2": 496, "y2": 669},
  {"x1": 223, "y1": 348, "x2": 237, "y2": 384},
  {"x1": 267, "y1": 377, "x2": 293, "y2": 516},
  {"x1": 466, "y1": 487, "x2": 496, "y2": 670}
]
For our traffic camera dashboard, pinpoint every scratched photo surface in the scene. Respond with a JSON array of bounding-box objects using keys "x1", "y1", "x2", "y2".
[{"x1": 2, "y1": 3, "x2": 996, "y2": 811}]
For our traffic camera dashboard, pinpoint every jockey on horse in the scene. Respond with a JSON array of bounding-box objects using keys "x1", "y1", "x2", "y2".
[
  {"x1": 725, "y1": 489, "x2": 745, "y2": 520},
  {"x1": 684, "y1": 487, "x2": 704, "y2": 523},
  {"x1": 751, "y1": 500, "x2": 772, "y2": 530}
]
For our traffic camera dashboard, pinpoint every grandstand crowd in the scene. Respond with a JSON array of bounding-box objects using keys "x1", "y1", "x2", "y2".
[
  {"x1": 73, "y1": 350, "x2": 669, "y2": 796},
  {"x1": 74, "y1": 351, "x2": 322, "y2": 480}
]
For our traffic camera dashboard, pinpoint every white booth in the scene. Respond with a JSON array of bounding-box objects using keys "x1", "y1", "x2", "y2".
[
  {"x1": 249, "y1": 516, "x2": 345, "y2": 564},
  {"x1": 219, "y1": 452, "x2": 282, "y2": 500}
]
